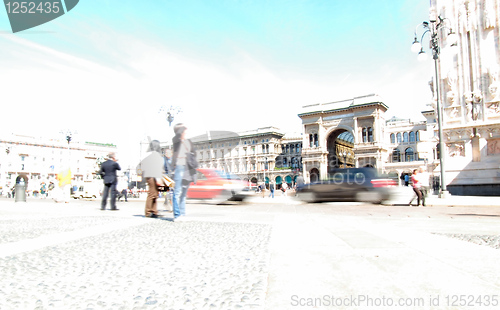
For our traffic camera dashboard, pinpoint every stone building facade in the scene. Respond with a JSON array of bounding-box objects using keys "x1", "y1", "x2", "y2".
[
  {"x1": 383, "y1": 116, "x2": 435, "y2": 187},
  {"x1": 298, "y1": 94, "x2": 389, "y2": 182},
  {"x1": 187, "y1": 127, "x2": 303, "y2": 188},
  {"x1": 428, "y1": 0, "x2": 500, "y2": 194},
  {"x1": 0, "y1": 134, "x2": 116, "y2": 195}
]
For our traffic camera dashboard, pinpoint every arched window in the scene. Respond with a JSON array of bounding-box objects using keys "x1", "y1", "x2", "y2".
[
  {"x1": 362, "y1": 128, "x2": 367, "y2": 142},
  {"x1": 397, "y1": 133, "x2": 402, "y2": 143},
  {"x1": 416, "y1": 131, "x2": 420, "y2": 142},
  {"x1": 390, "y1": 133, "x2": 395, "y2": 144},
  {"x1": 392, "y1": 149, "x2": 400, "y2": 162},
  {"x1": 309, "y1": 134, "x2": 313, "y2": 147},
  {"x1": 403, "y1": 132, "x2": 409, "y2": 143},
  {"x1": 405, "y1": 147, "x2": 414, "y2": 162},
  {"x1": 409, "y1": 131, "x2": 415, "y2": 142},
  {"x1": 368, "y1": 127, "x2": 373, "y2": 142}
]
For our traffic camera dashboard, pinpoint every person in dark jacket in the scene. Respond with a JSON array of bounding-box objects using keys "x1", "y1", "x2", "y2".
[
  {"x1": 171, "y1": 123, "x2": 198, "y2": 221},
  {"x1": 99, "y1": 152, "x2": 121, "y2": 210}
]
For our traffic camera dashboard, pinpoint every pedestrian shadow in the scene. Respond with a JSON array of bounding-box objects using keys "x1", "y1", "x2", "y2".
[
  {"x1": 454, "y1": 214, "x2": 500, "y2": 217},
  {"x1": 133, "y1": 215, "x2": 175, "y2": 221}
]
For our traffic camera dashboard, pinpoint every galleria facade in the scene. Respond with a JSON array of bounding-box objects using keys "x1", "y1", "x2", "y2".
[
  {"x1": 188, "y1": 95, "x2": 429, "y2": 189},
  {"x1": 189, "y1": 89, "x2": 499, "y2": 195}
]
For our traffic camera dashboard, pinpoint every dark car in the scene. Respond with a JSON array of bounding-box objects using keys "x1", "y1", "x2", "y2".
[{"x1": 295, "y1": 168, "x2": 396, "y2": 204}]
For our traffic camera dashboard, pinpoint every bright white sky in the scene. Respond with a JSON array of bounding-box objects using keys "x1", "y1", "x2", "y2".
[{"x1": 0, "y1": 0, "x2": 433, "y2": 168}]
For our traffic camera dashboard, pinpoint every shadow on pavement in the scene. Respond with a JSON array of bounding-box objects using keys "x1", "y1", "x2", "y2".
[{"x1": 454, "y1": 213, "x2": 500, "y2": 217}]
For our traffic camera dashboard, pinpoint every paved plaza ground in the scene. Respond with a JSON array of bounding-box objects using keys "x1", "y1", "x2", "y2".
[{"x1": 1, "y1": 191, "x2": 500, "y2": 309}]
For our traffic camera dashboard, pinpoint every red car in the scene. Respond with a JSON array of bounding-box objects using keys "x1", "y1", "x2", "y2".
[{"x1": 187, "y1": 168, "x2": 251, "y2": 204}]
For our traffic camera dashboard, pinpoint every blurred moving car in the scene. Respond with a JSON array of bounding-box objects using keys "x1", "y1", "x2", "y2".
[
  {"x1": 187, "y1": 168, "x2": 252, "y2": 204},
  {"x1": 295, "y1": 168, "x2": 396, "y2": 204}
]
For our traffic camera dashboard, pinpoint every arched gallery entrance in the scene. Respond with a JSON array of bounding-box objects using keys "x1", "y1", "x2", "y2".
[
  {"x1": 327, "y1": 129, "x2": 355, "y2": 173},
  {"x1": 309, "y1": 168, "x2": 319, "y2": 182}
]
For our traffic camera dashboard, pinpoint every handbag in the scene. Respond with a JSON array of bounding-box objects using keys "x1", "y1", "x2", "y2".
[
  {"x1": 162, "y1": 174, "x2": 175, "y2": 187},
  {"x1": 186, "y1": 151, "x2": 199, "y2": 170}
]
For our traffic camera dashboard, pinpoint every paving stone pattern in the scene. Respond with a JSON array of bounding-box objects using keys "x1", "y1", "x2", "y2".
[
  {"x1": 0, "y1": 217, "x2": 119, "y2": 244},
  {"x1": 0, "y1": 221, "x2": 272, "y2": 310},
  {"x1": 435, "y1": 233, "x2": 500, "y2": 249}
]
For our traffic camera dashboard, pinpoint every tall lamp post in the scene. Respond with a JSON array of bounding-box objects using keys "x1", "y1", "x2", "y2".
[
  {"x1": 60, "y1": 129, "x2": 77, "y2": 160},
  {"x1": 159, "y1": 105, "x2": 182, "y2": 128},
  {"x1": 411, "y1": 12, "x2": 457, "y2": 198},
  {"x1": 341, "y1": 150, "x2": 348, "y2": 168},
  {"x1": 159, "y1": 105, "x2": 182, "y2": 151},
  {"x1": 60, "y1": 130, "x2": 77, "y2": 200},
  {"x1": 263, "y1": 156, "x2": 268, "y2": 187}
]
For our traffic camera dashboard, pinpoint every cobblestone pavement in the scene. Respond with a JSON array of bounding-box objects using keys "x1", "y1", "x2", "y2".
[
  {"x1": 0, "y1": 200, "x2": 271, "y2": 310},
  {"x1": 1, "y1": 197, "x2": 500, "y2": 310},
  {"x1": 0, "y1": 216, "x2": 119, "y2": 244},
  {"x1": 434, "y1": 233, "x2": 500, "y2": 249}
]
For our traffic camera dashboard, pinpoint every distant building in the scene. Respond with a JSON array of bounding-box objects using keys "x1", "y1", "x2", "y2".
[
  {"x1": 298, "y1": 90, "x2": 500, "y2": 195},
  {"x1": 0, "y1": 134, "x2": 117, "y2": 195},
  {"x1": 299, "y1": 94, "x2": 391, "y2": 182},
  {"x1": 383, "y1": 116, "x2": 433, "y2": 186},
  {"x1": 298, "y1": 94, "x2": 436, "y2": 184},
  {"x1": 166, "y1": 127, "x2": 303, "y2": 188}
]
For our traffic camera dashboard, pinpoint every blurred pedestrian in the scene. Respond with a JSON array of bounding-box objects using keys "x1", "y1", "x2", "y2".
[
  {"x1": 117, "y1": 176, "x2": 128, "y2": 202},
  {"x1": 55, "y1": 166, "x2": 71, "y2": 203},
  {"x1": 261, "y1": 183, "x2": 266, "y2": 198},
  {"x1": 296, "y1": 173, "x2": 305, "y2": 187},
  {"x1": 163, "y1": 148, "x2": 173, "y2": 211},
  {"x1": 40, "y1": 182, "x2": 47, "y2": 199},
  {"x1": 99, "y1": 152, "x2": 121, "y2": 210},
  {"x1": 409, "y1": 169, "x2": 423, "y2": 207},
  {"x1": 137, "y1": 140, "x2": 164, "y2": 218},
  {"x1": 47, "y1": 182, "x2": 54, "y2": 199},
  {"x1": 269, "y1": 182, "x2": 275, "y2": 198},
  {"x1": 120, "y1": 188, "x2": 128, "y2": 202},
  {"x1": 281, "y1": 183, "x2": 288, "y2": 196},
  {"x1": 404, "y1": 174, "x2": 410, "y2": 186},
  {"x1": 171, "y1": 124, "x2": 198, "y2": 221},
  {"x1": 418, "y1": 167, "x2": 430, "y2": 206}
]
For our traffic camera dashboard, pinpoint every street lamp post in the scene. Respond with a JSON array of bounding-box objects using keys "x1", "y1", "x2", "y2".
[
  {"x1": 159, "y1": 105, "x2": 182, "y2": 153},
  {"x1": 159, "y1": 105, "x2": 182, "y2": 128},
  {"x1": 60, "y1": 129, "x2": 77, "y2": 163},
  {"x1": 60, "y1": 130, "x2": 77, "y2": 201},
  {"x1": 342, "y1": 150, "x2": 347, "y2": 168},
  {"x1": 263, "y1": 156, "x2": 268, "y2": 187},
  {"x1": 412, "y1": 13, "x2": 457, "y2": 198}
]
